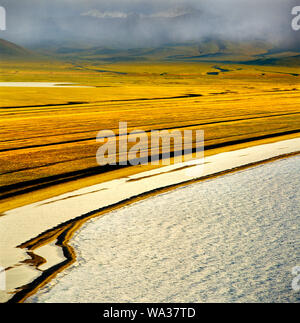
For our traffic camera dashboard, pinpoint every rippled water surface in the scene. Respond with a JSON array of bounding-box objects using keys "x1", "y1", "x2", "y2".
[{"x1": 28, "y1": 156, "x2": 300, "y2": 303}]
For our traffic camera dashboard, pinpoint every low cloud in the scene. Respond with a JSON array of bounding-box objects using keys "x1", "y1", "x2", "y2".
[
  {"x1": 81, "y1": 10, "x2": 128, "y2": 19},
  {"x1": 81, "y1": 7, "x2": 196, "y2": 19},
  {"x1": 0, "y1": 0, "x2": 298, "y2": 49}
]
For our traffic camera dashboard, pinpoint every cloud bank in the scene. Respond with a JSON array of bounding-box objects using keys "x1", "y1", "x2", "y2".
[{"x1": 0, "y1": 0, "x2": 298, "y2": 48}]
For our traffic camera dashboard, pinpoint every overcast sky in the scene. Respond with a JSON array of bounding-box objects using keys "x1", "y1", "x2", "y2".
[{"x1": 0, "y1": 0, "x2": 298, "y2": 48}]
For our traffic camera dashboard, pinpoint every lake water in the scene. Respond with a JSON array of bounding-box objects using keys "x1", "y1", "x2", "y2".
[
  {"x1": 27, "y1": 155, "x2": 300, "y2": 303},
  {"x1": 0, "y1": 82, "x2": 91, "y2": 88}
]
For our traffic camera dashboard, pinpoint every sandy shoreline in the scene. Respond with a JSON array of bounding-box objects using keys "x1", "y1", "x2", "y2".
[{"x1": 1, "y1": 137, "x2": 300, "y2": 302}]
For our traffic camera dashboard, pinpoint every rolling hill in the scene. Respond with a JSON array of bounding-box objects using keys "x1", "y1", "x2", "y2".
[
  {"x1": 1, "y1": 37, "x2": 299, "y2": 67},
  {"x1": 31, "y1": 39, "x2": 300, "y2": 66},
  {"x1": 0, "y1": 38, "x2": 37, "y2": 59}
]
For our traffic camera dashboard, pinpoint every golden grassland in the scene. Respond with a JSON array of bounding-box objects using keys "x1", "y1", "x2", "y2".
[{"x1": 0, "y1": 60, "x2": 300, "y2": 206}]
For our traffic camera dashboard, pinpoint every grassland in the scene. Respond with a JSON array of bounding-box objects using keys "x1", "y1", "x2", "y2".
[{"x1": 0, "y1": 59, "x2": 300, "y2": 205}]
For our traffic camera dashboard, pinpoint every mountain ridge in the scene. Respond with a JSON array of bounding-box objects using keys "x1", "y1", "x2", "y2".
[{"x1": 1, "y1": 38, "x2": 299, "y2": 66}]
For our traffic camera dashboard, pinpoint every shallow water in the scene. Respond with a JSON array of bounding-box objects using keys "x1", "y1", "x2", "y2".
[
  {"x1": 28, "y1": 156, "x2": 300, "y2": 303},
  {"x1": 0, "y1": 82, "x2": 91, "y2": 88}
]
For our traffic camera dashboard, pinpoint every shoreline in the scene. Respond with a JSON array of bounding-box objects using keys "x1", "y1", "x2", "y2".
[
  {"x1": 27, "y1": 154, "x2": 300, "y2": 303},
  {"x1": 1, "y1": 136, "x2": 300, "y2": 303},
  {"x1": 11, "y1": 151, "x2": 300, "y2": 303}
]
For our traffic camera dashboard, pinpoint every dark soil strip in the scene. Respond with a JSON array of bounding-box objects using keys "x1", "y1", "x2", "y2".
[
  {"x1": 1, "y1": 128, "x2": 300, "y2": 200},
  {"x1": 1, "y1": 112, "x2": 300, "y2": 153},
  {"x1": 0, "y1": 102, "x2": 87, "y2": 109}
]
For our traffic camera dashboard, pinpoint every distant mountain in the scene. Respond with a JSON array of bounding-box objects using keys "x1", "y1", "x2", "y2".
[
  {"x1": 0, "y1": 38, "x2": 36, "y2": 59},
  {"x1": 1, "y1": 37, "x2": 299, "y2": 67},
  {"x1": 35, "y1": 39, "x2": 300, "y2": 66}
]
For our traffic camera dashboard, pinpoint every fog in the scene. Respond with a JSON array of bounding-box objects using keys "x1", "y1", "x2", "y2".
[{"x1": 0, "y1": 0, "x2": 299, "y2": 48}]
